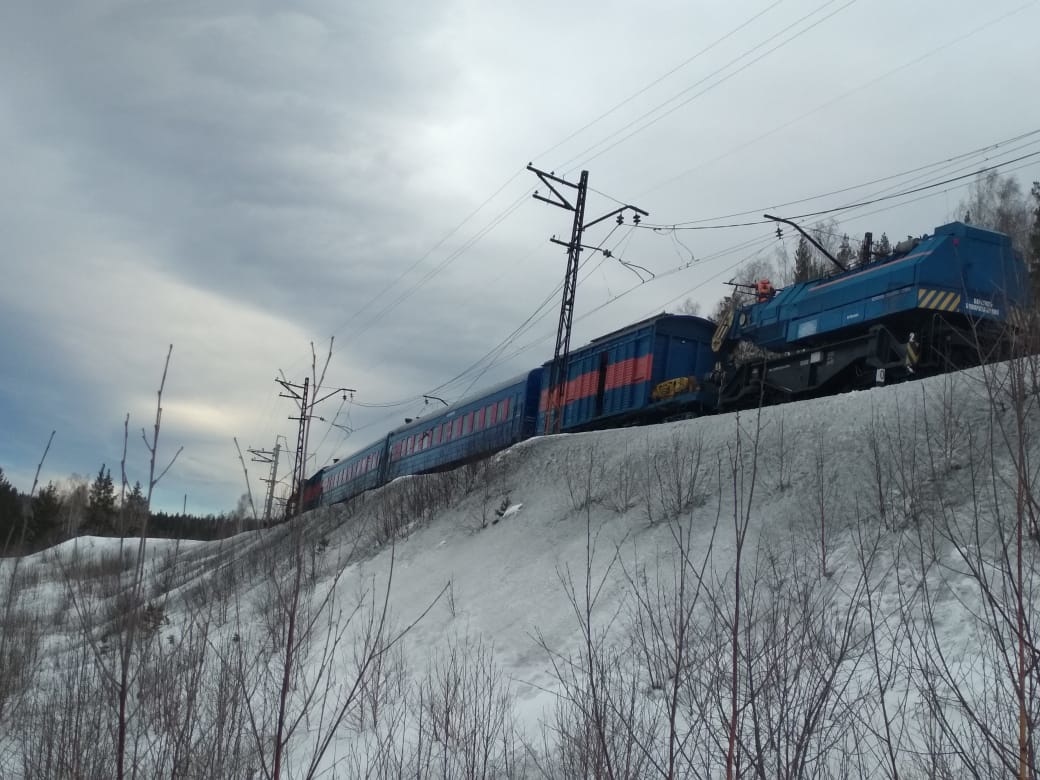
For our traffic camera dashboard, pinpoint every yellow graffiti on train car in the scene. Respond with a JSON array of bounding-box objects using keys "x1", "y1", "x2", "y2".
[{"x1": 651, "y1": 376, "x2": 699, "y2": 402}]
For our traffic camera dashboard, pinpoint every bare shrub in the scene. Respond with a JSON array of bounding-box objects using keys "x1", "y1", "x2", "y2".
[
  {"x1": 620, "y1": 488, "x2": 721, "y2": 778},
  {"x1": 536, "y1": 491, "x2": 643, "y2": 779},
  {"x1": 770, "y1": 410, "x2": 794, "y2": 491},
  {"x1": 536, "y1": 654, "x2": 647, "y2": 780},
  {"x1": 863, "y1": 402, "x2": 928, "y2": 530},
  {"x1": 0, "y1": 605, "x2": 42, "y2": 724},
  {"x1": 608, "y1": 441, "x2": 643, "y2": 514},
  {"x1": 416, "y1": 632, "x2": 526, "y2": 779},
  {"x1": 903, "y1": 350, "x2": 1040, "y2": 778},
  {"x1": 563, "y1": 444, "x2": 605, "y2": 513},
  {"x1": 351, "y1": 636, "x2": 409, "y2": 734},
  {"x1": 15, "y1": 643, "x2": 115, "y2": 779},
  {"x1": 808, "y1": 420, "x2": 837, "y2": 576},
  {"x1": 652, "y1": 429, "x2": 705, "y2": 521}
]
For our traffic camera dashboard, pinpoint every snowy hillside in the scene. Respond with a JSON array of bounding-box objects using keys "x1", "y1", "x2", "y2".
[{"x1": 2, "y1": 359, "x2": 1039, "y2": 778}]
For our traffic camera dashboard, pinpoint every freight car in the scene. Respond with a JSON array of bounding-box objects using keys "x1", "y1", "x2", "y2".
[
  {"x1": 538, "y1": 313, "x2": 718, "y2": 433},
  {"x1": 298, "y1": 220, "x2": 1030, "y2": 513}
]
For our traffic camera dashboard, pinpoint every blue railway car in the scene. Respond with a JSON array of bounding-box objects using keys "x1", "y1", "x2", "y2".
[
  {"x1": 385, "y1": 368, "x2": 543, "y2": 480},
  {"x1": 725, "y1": 221, "x2": 1029, "y2": 352},
  {"x1": 538, "y1": 314, "x2": 718, "y2": 433},
  {"x1": 319, "y1": 437, "x2": 388, "y2": 506}
]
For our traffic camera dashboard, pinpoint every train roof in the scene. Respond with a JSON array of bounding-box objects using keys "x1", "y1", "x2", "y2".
[
  {"x1": 566, "y1": 312, "x2": 716, "y2": 350},
  {"x1": 386, "y1": 368, "x2": 540, "y2": 438}
]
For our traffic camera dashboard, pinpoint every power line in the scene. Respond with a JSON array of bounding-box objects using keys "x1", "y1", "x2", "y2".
[
  {"x1": 649, "y1": 128, "x2": 1040, "y2": 227},
  {"x1": 639, "y1": 147, "x2": 1040, "y2": 231},
  {"x1": 532, "y1": 0, "x2": 789, "y2": 164},
  {"x1": 643, "y1": 0, "x2": 1040, "y2": 198},
  {"x1": 557, "y1": 0, "x2": 857, "y2": 174}
]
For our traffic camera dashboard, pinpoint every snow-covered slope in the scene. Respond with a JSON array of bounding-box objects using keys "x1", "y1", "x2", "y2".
[{"x1": 3, "y1": 361, "x2": 1038, "y2": 778}]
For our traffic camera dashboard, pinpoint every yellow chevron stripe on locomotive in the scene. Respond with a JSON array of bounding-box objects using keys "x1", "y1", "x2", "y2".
[{"x1": 917, "y1": 288, "x2": 961, "y2": 312}]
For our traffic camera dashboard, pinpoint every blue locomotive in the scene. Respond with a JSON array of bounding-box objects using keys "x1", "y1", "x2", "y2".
[
  {"x1": 711, "y1": 220, "x2": 1030, "y2": 407},
  {"x1": 299, "y1": 221, "x2": 1030, "y2": 513}
]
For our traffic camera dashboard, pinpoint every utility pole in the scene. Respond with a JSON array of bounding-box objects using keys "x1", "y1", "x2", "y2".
[
  {"x1": 248, "y1": 442, "x2": 281, "y2": 525},
  {"x1": 527, "y1": 164, "x2": 648, "y2": 433},
  {"x1": 277, "y1": 378, "x2": 355, "y2": 518}
]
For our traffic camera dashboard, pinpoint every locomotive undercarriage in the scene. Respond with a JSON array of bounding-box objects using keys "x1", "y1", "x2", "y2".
[{"x1": 713, "y1": 313, "x2": 1009, "y2": 411}]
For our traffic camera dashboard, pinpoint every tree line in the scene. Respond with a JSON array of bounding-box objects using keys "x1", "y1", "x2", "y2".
[{"x1": 0, "y1": 465, "x2": 250, "y2": 556}]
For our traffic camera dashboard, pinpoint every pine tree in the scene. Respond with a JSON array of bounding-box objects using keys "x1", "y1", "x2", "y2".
[
  {"x1": 123, "y1": 480, "x2": 148, "y2": 536},
  {"x1": 876, "y1": 233, "x2": 892, "y2": 257},
  {"x1": 793, "y1": 237, "x2": 814, "y2": 282},
  {"x1": 837, "y1": 233, "x2": 854, "y2": 269},
  {"x1": 31, "y1": 482, "x2": 63, "y2": 547},
  {"x1": 86, "y1": 464, "x2": 116, "y2": 535},
  {"x1": 0, "y1": 467, "x2": 25, "y2": 551}
]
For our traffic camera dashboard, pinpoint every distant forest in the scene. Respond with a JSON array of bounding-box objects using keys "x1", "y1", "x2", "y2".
[{"x1": 0, "y1": 464, "x2": 258, "y2": 556}]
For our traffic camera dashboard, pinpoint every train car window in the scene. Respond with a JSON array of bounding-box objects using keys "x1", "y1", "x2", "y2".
[
  {"x1": 499, "y1": 398, "x2": 509, "y2": 420},
  {"x1": 453, "y1": 417, "x2": 463, "y2": 439},
  {"x1": 475, "y1": 407, "x2": 485, "y2": 430},
  {"x1": 433, "y1": 426, "x2": 442, "y2": 446},
  {"x1": 462, "y1": 413, "x2": 472, "y2": 436},
  {"x1": 488, "y1": 402, "x2": 497, "y2": 425}
]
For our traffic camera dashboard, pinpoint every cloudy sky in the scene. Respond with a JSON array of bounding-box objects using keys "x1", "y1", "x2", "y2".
[{"x1": 2, "y1": 0, "x2": 1039, "y2": 516}]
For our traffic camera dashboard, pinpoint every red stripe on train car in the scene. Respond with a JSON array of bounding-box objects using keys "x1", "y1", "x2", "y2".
[
  {"x1": 541, "y1": 353, "x2": 655, "y2": 412},
  {"x1": 605, "y1": 354, "x2": 652, "y2": 391}
]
